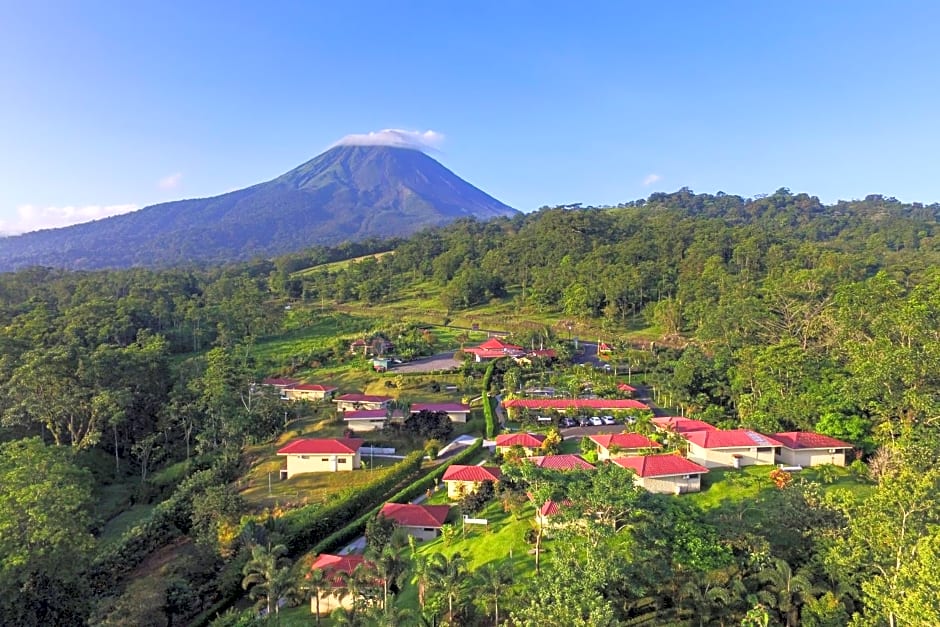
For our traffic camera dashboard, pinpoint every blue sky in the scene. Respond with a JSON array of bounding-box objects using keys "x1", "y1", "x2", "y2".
[{"x1": 1, "y1": 1, "x2": 938, "y2": 233}]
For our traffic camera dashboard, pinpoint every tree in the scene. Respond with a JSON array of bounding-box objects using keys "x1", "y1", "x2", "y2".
[
  {"x1": 241, "y1": 543, "x2": 296, "y2": 619},
  {"x1": 0, "y1": 438, "x2": 95, "y2": 625},
  {"x1": 474, "y1": 561, "x2": 513, "y2": 626},
  {"x1": 751, "y1": 557, "x2": 817, "y2": 627},
  {"x1": 365, "y1": 514, "x2": 400, "y2": 557},
  {"x1": 304, "y1": 566, "x2": 329, "y2": 625},
  {"x1": 427, "y1": 552, "x2": 468, "y2": 624}
]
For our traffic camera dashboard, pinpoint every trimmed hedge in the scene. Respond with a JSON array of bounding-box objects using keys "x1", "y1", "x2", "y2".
[
  {"x1": 308, "y1": 438, "x2": 484, "y2": 556},
  {"x1": 482, "y1": 360, "x2": 497, "y2": 438}
]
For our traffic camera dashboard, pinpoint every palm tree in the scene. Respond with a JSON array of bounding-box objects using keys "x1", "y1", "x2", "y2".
[
  {"x1": 334, "y1": 563, "x2": 379, "y2": 621},
  {"x1": 427, "y1": 552, "x2": 468, "y2": 624},
  {"x1": 474, "y1": 561, "x2": 513, "y2": 626},
  {"x1": 304, "y1": 566, "x2": 330, "y2": 625},
  {"x1": 752, "y1": 557, "x2": 817, "y2": 627},
  {"x1": 241, "y1": 543, "x2": 296, "y2": 620},
  {"x1": 364, "y1": 603, "x2": 416, "y2": 626},
  {"x1": 366, "y1": 543, "x2": 412, "y2": 612}
]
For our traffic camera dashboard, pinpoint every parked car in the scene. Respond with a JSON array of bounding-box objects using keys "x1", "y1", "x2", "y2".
[
  {"x1": 578, "y1": 417, "x2": 591, "y2": 427},
  {"x1": 601, "y1": 415, "x2": 616, "y2": 425},
  {"x1": 588, "y1": 416, "x2": 603, "y2": 426},
  {"x1": 558, "y1": 417, "x2": 578, "y2": 428}
]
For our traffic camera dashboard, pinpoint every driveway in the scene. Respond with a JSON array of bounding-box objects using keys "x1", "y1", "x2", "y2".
[{"x1": 391, "y1": 352, "x2": 461, "y2": 373}]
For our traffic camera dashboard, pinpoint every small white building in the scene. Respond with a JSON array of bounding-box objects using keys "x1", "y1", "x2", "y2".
[
  {"x1": 683, "y1": 430, "x2": 781, "y2": 469},
  {"x1": 773, "y1": 432, "x2": 853, "y2": 467},
  {"x1": 613, "y1": 454, "x2": 709, "y2": 494},
  {"x1": 277, "y1": 438, "x2": 363, "y2": 477},
  {"x1": 379, "y1": 503, "x2": 451, "y2": 542},
  {"x1": 283, "y1": 383, "x2": 338, "y2": 402},
  {"x1": 410, "y1": 402, "x2": 472, "y2": 423},
  {"x1": 342, "y1": 409, "x2": 388, "y2": 432},
  {"x1": 333, "y1": 394, "x2": 394, "y2": 412}
]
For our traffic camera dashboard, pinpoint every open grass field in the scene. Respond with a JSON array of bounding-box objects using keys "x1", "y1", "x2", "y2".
[{"x1": 291, "y1": 251, "x2": 395, "y2": 278}]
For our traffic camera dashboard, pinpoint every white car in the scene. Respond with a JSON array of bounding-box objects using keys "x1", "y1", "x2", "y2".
[
  {"x1": 601, "y1": 415, "x2": 616, "y2": 425},
  {"x1": 588, "y1": 416, "x2": 603, "y2": 426}
]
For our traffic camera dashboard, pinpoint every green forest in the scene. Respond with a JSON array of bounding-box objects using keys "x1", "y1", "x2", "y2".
[{"x1": 1, "y1": 188, "x2": 939, "y2": 626}]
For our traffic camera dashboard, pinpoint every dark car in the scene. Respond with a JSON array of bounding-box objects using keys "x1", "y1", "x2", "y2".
[
  {"x1": 578, "y1": 416, "x2": 591, "y2": 427},
  {"x1": 558, "y1": 417, "x2": 578, "y2": 428}
]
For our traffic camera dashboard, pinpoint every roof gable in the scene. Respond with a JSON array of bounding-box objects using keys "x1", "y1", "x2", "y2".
[
  {"x1": 442, "y1": 464, "x2": 502, "y2": 482},
  {"x1": 773, "y1": 431, "x2": 853, "y2": 450},
  {"x1": 495, "y1": 432, "x2": 547, "y2": 448},
  {"x1": 613, "y1": 454, "x2": 709, "y2": 477},
  {"x1": 380, "y1": 503, "x2": 450, "y2": 527},
  {"x1": 651, "y1": 417, "x2": 719, "y2": 434},
  {"x1": 277, "y1": 438, "x2": 364, "y2": 455},
  {"x1": 527, "y1": 454, "x2": 595, "y2": 470},
  {"x1": 683, "y1": 429, "x2": 782, "y2": 449},
  {"x1": 502, "y1": 398, "x2": 649, "y2": 410},
  {"x1": 590, "y1": 433, "x2": 661, "y2": 450}
]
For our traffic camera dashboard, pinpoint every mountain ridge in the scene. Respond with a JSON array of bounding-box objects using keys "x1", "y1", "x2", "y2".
[{"x1": 0, "y1": 145, "x2": 517, "y2": 271}]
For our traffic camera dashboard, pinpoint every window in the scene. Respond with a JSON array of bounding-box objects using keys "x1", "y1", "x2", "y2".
[
  {"x1": 757, "y1": 447, "x2": 772, "y2": 453},
  {"x1": 423, "y1": 528, "x2": 434, "y2": 532},
  {"x1": 321, "y1": 458, "x2": 330, "y2": 462},
  {"x1": 300, "y1": 455, "x2": 310, "y2": 459},
  {"x1": 337, "y1": 457, "x2": 347, "y2": 464}
]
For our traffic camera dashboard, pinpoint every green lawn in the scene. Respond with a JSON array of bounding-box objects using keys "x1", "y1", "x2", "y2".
[{"x1": 98, "y1": 503, "x2": 156, "y2": 545}]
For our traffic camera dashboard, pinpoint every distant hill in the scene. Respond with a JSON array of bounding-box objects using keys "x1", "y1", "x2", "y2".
[{"x1": 0, "y1": 145, "x2": 518, "y2": 271}]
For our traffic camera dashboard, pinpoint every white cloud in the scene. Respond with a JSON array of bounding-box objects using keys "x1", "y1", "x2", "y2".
[
  {"x1": 158, "y1": 172, "x2": 183, "y2": 190},
  {"x1": 332, "y1": 129, "x2": 445, "y2": 152},
  {"x1": 0, "y1": 203, "x2": 140, "y2": 235},
  {"x1": 643, "y1": 173, "x2": 662, "y2": 186}
]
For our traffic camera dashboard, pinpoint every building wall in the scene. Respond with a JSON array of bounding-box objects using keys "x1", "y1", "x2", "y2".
[
  {"x1": 447, "y1": 411, "x2": 469, "y2": 423},
  {"x1": 284, "y1": 388, "x2": 333, "y2": 402},
  {"x1": 284, "y1": 452, "x2": 361, "y2": 477},
  {"x1": 345, "y1": 420, "x2": 385, "y2": 432},
  {"x1": 312, "y1": 590, "x2": 352, "y2": 616},
  {"x1": 402, "y1": 525, "x2": 440, "y2": 542},
  {"x1": 778, "y1": 448, "x2": 847, "y2": 467},
  {"x1": 336, "y1": 400, "x2": 389, "y2": 412},
  {"x1": 638, "y1": 474, "x2": 702, "y2": 494},
  {"x1": 446, "y1": 480, "x2": 483, "y2": 499},
  {"x1": 686, "y1": 444, "x2": 778, "y2": 469}
]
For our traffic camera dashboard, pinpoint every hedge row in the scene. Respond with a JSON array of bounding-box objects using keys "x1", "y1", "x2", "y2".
[
  {"x1": 482, "y1": 360, "x2": 497, "y2": 438},
  {"x1": 89, "y1": 453, "x2": 242, "y2": 593},
  {"x1": 280, "y1": 450, "x2": 425, "y2": 555},
  {"x1": 308, "y1": 438, "x2": 484, "y2": 557}
]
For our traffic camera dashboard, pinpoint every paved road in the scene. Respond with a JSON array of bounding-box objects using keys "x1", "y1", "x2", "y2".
[{"x1": 391, "y1": 351, "x2": 461, "y2": 373}]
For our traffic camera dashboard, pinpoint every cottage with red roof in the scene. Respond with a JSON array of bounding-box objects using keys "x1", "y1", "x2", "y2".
[
  {"x1": 333, "y1": 393, "x2": 394, "y2": 412},
  {"x1": 342, "y1": 409, "x2": 389, "y2": 432},
  {"x1": 613, "y1": 454, "x2": 709, "y2": 494},
  {"x1": 495, "y1": 432, "x2": 547, "y2": 455},
  {"x1": 589, "y1": 433, "x2": 662, "y2": 461},
  {"x1": 501, "y1": 398, "x2": 648, "y2": 419},
  {"x1": 411, "y1": 402, "x2": 472, "y2": 423},
  {"x1": 773, "y1": 432, "x2": 854, "y2": 467},
  {"x1": 463, "y1": 336, "x2": 526, "y2": 362},
  {"x1": 277, "y1": 438, "x2": 363, "y2": 477},
  {"x1": 308, "y1": 553, "x2": 370, "y2": 615},
  {"x1": 526, "y1": 454, "x2": 595, "y2": 471},
  {"x1": 379, "y1": 503, "x2": 451, "y2": 541},
  {"x1": 441, "y1": 464, "x2": 502, "y2": 499},
  {"x1": 534, "y1": 498, "x2": 574, "y2": 528},
  {"x1": 682, "y1": 429, "x2": 782, "y2": 469},
  {"x1": 284, "y1": 383, "x2": 338, "y2": 402}
]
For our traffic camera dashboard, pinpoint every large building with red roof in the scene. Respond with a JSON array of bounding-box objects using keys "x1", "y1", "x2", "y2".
[
  {"x1": 501, "y1": 398, "x2": 648, "y2": 418},
  {"x1": 441, "y1": 464, "x2": 501, "y2": 499},
  {"x1": 613, "y1": 454, "x2": 709, "y2": 494},
  {"x1": 463, "y1": 337, "x2": 526, "y2": 362},
  {"x1": 682, "y1": 429, "x2": 782, "y2": 469},
  {"x1": 589, "y1": 433, "x2": 662, "y2": 460},
  {"x1": 379, "y1": 503, "x2": 451, "y2": 541},
  {"x1": 773, "y1": 432, "x2": 854, "y2": 467},
  {"x1": 277, "y1": 438, "x2": 363, "y2": 477}
]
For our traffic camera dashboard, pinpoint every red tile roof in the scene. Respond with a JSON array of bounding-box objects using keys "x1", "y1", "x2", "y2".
[
  {"x1": 683, "y1": 429, "x2": 782, "y2": 449},
  {"x1": 442, "y1": 465, "x2": 502, "y2": 482},
  {"x1": 291, "y1": 383, "x2": 337, "y2": 392},
  {"x1": 527, "y1": 454, "x2": 595, "y2": 470},
  {"x1": 380, "y1": 503, "x2": 450, "y2": 528},
  {"x1": 495, "y1": 432, "x2": 547, "y2": 448},
  {"x1": 617, "y1": 383, "x2": 637, "y2": 393},
  {"x1": 309, "y1": 554, "x2": 368, "y2": 588},
  {"x1": 411, "y1": 403, "x2": 471, "y2": 413},
  {"x1": 773, "y1": 432, "x2": 853, "y2": 450},
  {"x1": 613, "y1": 454, "x2": 709, "y2": 478},
  {"x1": 538, "y1": 499, "x2": 572, "y2": 517},
  {"x1": 528, "y1": 349, "x2": 557, "y2": 358},
  {"x1": 590, "y1": 433, "x2": 662, "y2": 451},
  {"x1": 262, "y1": 377, "x2": 299, "y2": 387},
  {"x1": 343, "y1": 410, "x2": 388, "y2": 420},
  {"x1": 277, "y1": 438, "x2": 364, "y2": 455},
  {"x1": 651, "y1": 417, "x2": 719, "y2": 434},
  {"x1": 502, "y1": 398, "x2": 649, "y2": 410},
  {"x1": 478, "y1": 337, "x2": 523, "y2": 351},
  {"x1": 334, "y1": 394, "x2": 393, "y2": 403}
]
